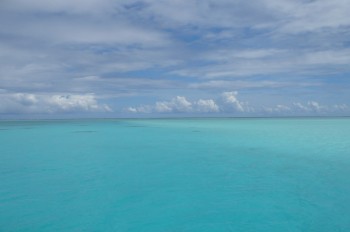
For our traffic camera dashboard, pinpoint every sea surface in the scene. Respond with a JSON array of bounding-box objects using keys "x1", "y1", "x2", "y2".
[{"x1": 1, "y1": 118, "x2": 350, "y2": 231}]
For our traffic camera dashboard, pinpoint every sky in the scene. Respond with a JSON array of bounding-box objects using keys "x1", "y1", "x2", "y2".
[{"x1": 1, "y1": 0, "x2": 350, "y2": 118}]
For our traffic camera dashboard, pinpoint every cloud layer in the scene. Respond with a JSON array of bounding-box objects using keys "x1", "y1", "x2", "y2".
[{"x1": 1, "y1": 0, "x2": 349, "y2": 117}]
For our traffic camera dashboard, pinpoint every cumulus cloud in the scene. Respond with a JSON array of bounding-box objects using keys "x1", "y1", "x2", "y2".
[
  {"x1": 0, "y1": 93, "x2": 111, "y2": 114},
  {"x1": 126, "y1": 105, "x2": 152, "y2": 113},
  {"x1": 292, "y1": 102, "x2": 309, "y2": 112},
  {"x1": 264, "y1": 104, "x2": 292, "y2": 113},
  {"x1": 154, "y1": 102, "x2": 173, "y2": 113},
  {"x1": 126, "y1": 96, "x2": 195, "y2": 113},
  {"x1": 126, "y1": 107, "x2": 138, "y2": 113},
  {"x1": 307, "y1": 101, "x2": 322, "y2": 112},
  {"x1": 292, "y1": 101, "x2": 326, "y2": 112},
  {"x1": 220, "y1": 91, "x2": 245, "y2": 112},
  {"x1": 265, "y1": 101, "x2": 349, "y2": 115},
  {"x1": 126, "y1": 92, "x2": 244, "y2": 114},
  {"x1": 46, "y1": 95, "x2": 112, "y2": 112},
  {"x1": 128, "y1": 96, "x2": 221, "y2": 114},
  {"x1": 333, "y1": 104, "x2": 348, "y2": 111},
  {"x1": 13, "y1": 93, "x2": 38, "y2": 105},
  {"x1": 125, "y1": 92, "x2": 349, "y2": 116},
  {"x1": 155, "y1": 96, "x2": 192, "y2": 113},
  {"x1": 196, "y1": 99, "x2": 219, "y2": 112}
]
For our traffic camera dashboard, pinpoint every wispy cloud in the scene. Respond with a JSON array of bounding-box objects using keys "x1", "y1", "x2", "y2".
[{"x1": 1, "y1": 0, "x2": 350, "y2": 117}]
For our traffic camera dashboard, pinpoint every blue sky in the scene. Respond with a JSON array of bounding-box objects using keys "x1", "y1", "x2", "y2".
[{"x1": 0, "y1": 0, "x2": 350, "y2": 118}]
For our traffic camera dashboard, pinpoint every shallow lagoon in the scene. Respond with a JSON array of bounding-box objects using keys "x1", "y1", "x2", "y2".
[{"x1": 1, "y1": 118, "x2": 350, "y2": 231}]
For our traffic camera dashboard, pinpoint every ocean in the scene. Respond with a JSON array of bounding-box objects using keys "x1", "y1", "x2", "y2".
[{"x1": 1, "y1": 118, "x2": 350, "y2": 231}]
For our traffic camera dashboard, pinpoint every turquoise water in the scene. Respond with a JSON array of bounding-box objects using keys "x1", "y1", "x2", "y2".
[{"x1": 1, "y1": 118, "x2": 350, "y2": 231}]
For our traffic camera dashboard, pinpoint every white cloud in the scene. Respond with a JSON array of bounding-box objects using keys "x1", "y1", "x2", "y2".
[
  {"x1": 264, "y1": 101, "x2": 347, "y2": 115},
  {"x1": 202, "y1": 49, "x2": 284, "y2": 61},
  {"x1": 263, "y1": 104, "x2": 292, "y2": 114},
  {"x1": 0, "y1": 93, "x2": 112, "y2": 114},
  {"x1": 155, "y1": 96, "x2": 192, "y2": 113},
  {"x1": 155, "y1": 102, "x2": 173, "y2": 113},
  {"x1": 293, "y1": 102, "x2": 309, "y2": 112},
  {"x1": 13, "y1": 93, "x2": 38, "y2": 105},
  {"x1": 196, "y1": 99, "x2": 219, "y2": 112},
  {"x1": 126, "y1": 105, "x2": 152, "y2": 113},
  {"x1": 173, "y1": 48, "x2": 350, "y2": 79},
  {"x1": 172, "y1": 96, "x2": 193, "y2": 112},
  {"x1": 292, "y1": 101, "x2": 326, "y2": 112},
  {"x1": 126, "y1": 92, "x2": 350, "y2": 116},
  {"x1": 276, "y1": 0, "x2": 350, "y2": 34},
  {"x1": 1, "y1": 17, "x2": 170, "y2": 47},
  {"x1": 126, "y1": 107, "x2": 138, "y2": 113},
  {"x1": 276, "y1": 104, "x2": 291, "y2": 112},
  {"x1": 127, "y1": 92, "x2": 246, "y2": 114},
  {"x1": 333, "y1": 104, "x2": 348, "y2": 111},
  {"x1": 126, "y1": 96, "x2": 194, "y2": 113},
  {"x1": 139, "y1": 0, "x2": 280, "y2": 29},
  {"x1": 303, "y1": 50, "x2": 350, "y2": 65},
  {"x1": 307, "y1": 101, "x2": 322, "y2": 112},
  {"x1": 221, "y1": 91, "x2": 245, "y2": 112},
  {"x1": 47, "y1": 94, "x2": 112, "y2": 112},
  {"x1": 189, "y1": 80, "x2": 322, "y2": 90},
  {"x1": 275, "y1": 105, "x2": 291, "y2": 112},
  {"x1": 2, "y1": 0, "x2": 116, "y2": 15},
  {"x1": 1, "y1": 0, "x2": 350, "y2": 118},
  {"x1": 134, "y1": 0, "x2": 350, "y2": 38}
]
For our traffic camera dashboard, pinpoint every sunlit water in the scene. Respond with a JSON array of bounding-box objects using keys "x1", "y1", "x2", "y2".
[{"x1": 1, "y1": 118, "x2": 350, "y2": 231}]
